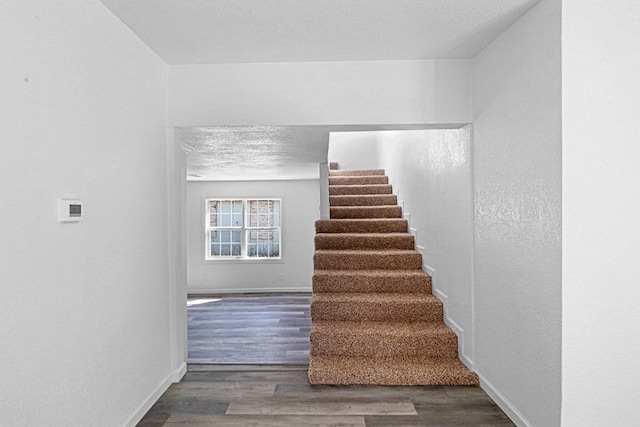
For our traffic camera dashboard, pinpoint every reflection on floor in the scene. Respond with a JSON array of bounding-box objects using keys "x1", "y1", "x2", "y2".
[{"x1": 188, "y1": 293, "x2": 312, "y2": 365}]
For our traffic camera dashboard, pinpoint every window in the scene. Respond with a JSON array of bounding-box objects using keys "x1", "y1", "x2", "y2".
[{"x1": 206, "y1": 199, "x2": 281, "y2": 260}]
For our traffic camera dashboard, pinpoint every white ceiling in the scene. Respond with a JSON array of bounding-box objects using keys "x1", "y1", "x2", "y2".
[
  {"x1": 100, "y1": 0, "x2": 540, "y2": 180},
  {"x1": 99, "y1": 0, "x2": 540, "y2": 65}
]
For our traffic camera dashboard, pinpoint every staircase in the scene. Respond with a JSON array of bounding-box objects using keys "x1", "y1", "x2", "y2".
[{"x1": 308, "y1": 164, "x2": 479, "y2": 385}]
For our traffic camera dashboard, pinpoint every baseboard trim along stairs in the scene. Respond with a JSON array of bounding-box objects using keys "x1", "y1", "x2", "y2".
[{"x1": 308, "y1": 164, "x2": 479, "y2": 386}]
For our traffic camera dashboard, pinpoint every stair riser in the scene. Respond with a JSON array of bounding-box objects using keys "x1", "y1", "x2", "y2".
[
  {"x1": 329, "y1": 195, "x2": 397, "y2": 206},
  {"x1": 315, "y1": 235, "x2": 415, "y2": 250},
  {"x1": 311, "y1": 300, "x2": 443, "y2": 322},
  {"x1": 312, "y1": 273, "x2": 431, "y2": 293},
  {"x1": 329, "y1": 176, "x2": 389, "y2": 185},
  {"x1": 310, "y1": 333, "x2": 458, "y2": 358},
  {"x1": 329, "y1": 185, "x2": 392, "y2": 195},
  {"x1": 308, "y1": 357, "x2": 479, "y2": 386},
  {"x1": 314, "y1": 253, "x2": 422, "y2": 270},
  {"x1": 315, "y1": 219, "x2": 408, "y2": 234},
  {"x1": 329, "y1": 169, "x2": 386, "y2": 177},
  {"x1": 330, "y1": 206, "x2": 402, "y2": 219}
]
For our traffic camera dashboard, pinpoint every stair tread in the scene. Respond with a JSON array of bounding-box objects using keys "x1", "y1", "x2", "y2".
[
  {"x1": 315, "y1": 249, "x2": 420, "y2": 255},
  {"x1": 316, "y1": 232, "x2": 412, "y2": 237},
  {"x1": 308, "y1": 355, "x2": 479, "y2": 386},
  {"x1": 329, "y1": 194, "x2": 393, "y2": 198},
  {"x1": 312, "y1": 292, "x2": 439, "y2": 303},
  {"x1": 330, "y1": 206, "x2": 400, "y2": 210},
  {"x1": 317, "y1": 218, "x2": 407, "y2": 223},
  {"x1": 316, "y1": 218, "x2": 407, "y2": 226},
  {"x1": 329, "y1": 184, "x2": 391, "y2": 189},
  {"x1": 314, "y1": 269, "x2": 429, "y2": 276},
  {"x1": 312, "y1": 321, "x2": 454, "y2": 336},
  {"x1": 329, "y1": 169, "x2": 386, "y2": 176},
  {"x1": 329, "y1": 177, "x2": 389, "y2": 185},
  {"x1": 313, "y1": 269, "x2": 432, "y2": 294},
  {"x1": 329, "y1": 195, "x2": 397, "y2": 206},
  {"x1": 329, "y1": 185, "x2": 393, "y2": 195},
  {"x1": 316, "y1": 233, "x2": 413, "y2": 240}
]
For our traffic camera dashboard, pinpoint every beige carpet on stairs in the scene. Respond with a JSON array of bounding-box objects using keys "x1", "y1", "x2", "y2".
[{"x1": 308, "y1": 164, "x2": 479, "y2": 386}]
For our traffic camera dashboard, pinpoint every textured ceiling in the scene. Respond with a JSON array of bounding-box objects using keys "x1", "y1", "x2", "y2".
[
  {"x1": 99, "y1": 0, "x2": 540, "y2": 64},
  {"x1": 181, "y1": 125, "x2": 452, "y2": 181},
  {"x1": 181, "y1": 126, "x2": 325, "y2": 181}
]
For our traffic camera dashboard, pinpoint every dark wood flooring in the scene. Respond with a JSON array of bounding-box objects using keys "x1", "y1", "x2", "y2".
[
  {"x1": 138, "y1": 367, "x2": 515, "y2": 426},
  {"x1": 188, "y1": 293, "x2": 311, "y2": 364},
  {"x1": 145, "y1": 293, "x2": 516, "y2": 426}
]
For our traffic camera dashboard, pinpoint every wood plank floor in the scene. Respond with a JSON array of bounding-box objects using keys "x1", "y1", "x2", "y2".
[
  {"x1": 188, "y1": 293, "x2": 312, "y2": 364},
  {"x1": 138, "y1": 368, "x2": 515, "y2": 426},
  {"x1": 155, "y1": 293, "x2": 516, "y2": 426}
]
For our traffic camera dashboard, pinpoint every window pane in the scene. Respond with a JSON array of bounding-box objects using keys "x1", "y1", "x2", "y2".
[
  {"x1": 221, "y1": 201, "x2": 231, "y2": 213},
  {"x1": 220, "y1": 244, "x2": 231, "y2": 256},
  {"x1": 220, "y1": 230, "x2": 230, "y2": 242},
  {"x1": 272, "y1": 244, "x2": 280, "y2": 257},
  {"x1": 247, "y1": 244, "x2": 256, "y2": 257},
  {"x1": 211, "y1": 244, "x2": 220, "y2": 256},
  {"x1": 232, "y1": 230, "x2": 241, "y2": 243},
  {"x1": 232, "y1": 213, "x2": 242, "y2": 227},
  {"x1": 247, "y1": 199, "x2": 278, "y2": 227},
  {"x1": 258, "y1": 244, "x2": 268, "y2": 257},
  {"x1": 211, "y1": 230, "x2": 220, "y2": 243},
  {"x1": 248, "y1": 230, "x2": 258, "y2": 244},
  {"x1": 209, "y1": 201, "x2": 219, "y2": 227},
  {"x1": 232, "y1": 244, "x2": 241, "y2": 256},
  {"x1": 232, "y1": 201, "x2": 242, "y2": 213}
]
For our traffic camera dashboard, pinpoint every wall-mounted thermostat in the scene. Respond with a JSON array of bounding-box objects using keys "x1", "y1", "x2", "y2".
[{"x1": 59, "y1": 199, "x2": 83, "y2": 223}]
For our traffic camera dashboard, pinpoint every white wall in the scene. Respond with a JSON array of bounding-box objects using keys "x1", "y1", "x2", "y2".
[
  {"x1": 187, "y1": 180, "x2": 319, "y2": 293},
  {"x1": 472, "y1": 0, "x2": 562, "y2": 425},
  {"x1": 562, "y1": 1, "x2": 640, "y2": 425},
  {"x1": 328, "y1": 128, "x2": 474, "y2": 365},
  {"x1": 0, "y1": 1, "x2": 177, "y2": 426},
  {"x1": 375, "y1": 129, "x2": 475, "y2": 368},
  {"x1": 166, "y1": 129, "x2": 188, "y2": 382},
  {"x1": 169, "y1": 60, "x2": 472, "y2": 126},
  {"x1": 328, "y1": 132, "x2": 381, "y2": 170}
]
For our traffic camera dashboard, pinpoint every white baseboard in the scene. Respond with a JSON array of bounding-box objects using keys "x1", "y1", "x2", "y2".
[
  {"x1": 188, "y1": 287, "x2": 312, "y2": 294},
  {"x1": 422, "y1": 263, "x2": 435, "y2": 277},
  {"x1": 432, "y1": 286, "x2": 474, "y2": 371},
  {"x1": 125, "y1": 364, "x2": 182, "y2": 427},
  {"x1": 409, "y1": 228, "x2": 418, "y2": 240},
  {"x1": 173, "y1": 361, "x2": 187, "y2": 382},
  {"x1": 478, "y1": 373, "x2": 532, "y2": 427}
]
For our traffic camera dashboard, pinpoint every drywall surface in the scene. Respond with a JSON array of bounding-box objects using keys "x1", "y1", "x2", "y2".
[
  {"x1": 472, "y1": 0, "x2": 561, "y2": 425},
  {"x1": 0, "y1": 1, "x2": 173, "y2": 426},
  {"x1": 169, "y1": 60, "x2": 472, "y2": 126},
  {"x1": 380, "y1": 129, "x2": 474, "y2": 363},
  {"x1": 328, "y1": 132, "x2": 381, "y2": 170},
  {"x1": 166, "y1": 129, "x2": 188, "y2": 379},
  {"x1": 187, "y1": 180, "x2": 319, "y2": 293},
  {"x1": 562, "y1": 1, "x2": 640, "y2": 425},
  {"x1": 328, "y1": 128, "x2": 474, "y2": 363}
]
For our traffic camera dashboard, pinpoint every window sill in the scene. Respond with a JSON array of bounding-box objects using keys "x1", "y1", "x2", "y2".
[{"x1": 203, "y1": 257, "x2": 284, "y2": 265}]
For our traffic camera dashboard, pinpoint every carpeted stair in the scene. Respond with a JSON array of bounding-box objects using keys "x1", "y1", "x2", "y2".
[{"x1": 308, "y1": 164, "x2": 479, "y2": 386}]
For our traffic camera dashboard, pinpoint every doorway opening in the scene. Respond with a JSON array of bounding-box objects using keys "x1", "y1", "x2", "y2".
[{"x1": 187, "y1": 293, "x2": 311, "y2": 365}]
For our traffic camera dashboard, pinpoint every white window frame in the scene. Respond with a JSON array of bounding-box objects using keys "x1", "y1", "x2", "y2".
[{"x1": 205, "y1": 198, "x2": 282, "y2": 260}]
